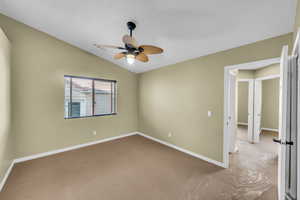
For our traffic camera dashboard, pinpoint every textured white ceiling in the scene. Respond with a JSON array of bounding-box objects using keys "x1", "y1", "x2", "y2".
[{"x1": 0, "y1": 0, "x2": 297, "y2": 73}]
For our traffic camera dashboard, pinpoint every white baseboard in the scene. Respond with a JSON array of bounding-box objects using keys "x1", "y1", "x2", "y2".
[
  {"x1": 15, "y1": 132, "x2": 137, "y2": 163},
  {"x1": 1, "y1": 132, "x2": 137, "y2": 192},
  {"x1": 136, "y1": 132, "x2": 226, "y2": 168},
  {"x1": 261, "y1": 128, "x2": 279, "y2": 132},
  {"x1": 1, "y1": 131, "x2": 226, "y2": 192},
  {"x1": 238, "y1": 123, "x2": 278, "y2": 132},
  {"x1": 0, "y1": 161, "x2": 15, "y2": 192},
  {"x1": 15, "y1": 131, "x2": 226, "y2": 169}
]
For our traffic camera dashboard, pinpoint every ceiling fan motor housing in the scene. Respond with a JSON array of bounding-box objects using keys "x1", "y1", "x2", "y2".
[
  {"x1": 127, "y1": 21, "x2": 136, "y2": 37},
  {"x1": 127, "y1": 21, "x2": 136, "y2": 31},
  {"x1": 95, "y1": 21, "x2": 163, "y2": 63}
]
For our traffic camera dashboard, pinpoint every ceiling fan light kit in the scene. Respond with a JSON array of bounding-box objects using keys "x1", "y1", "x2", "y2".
[
  {"x1": 126, "y1": 54, "x2": 135, "y2": 65},
  {"x1": 95, "y1": 21, "x2": 163, "y2": 65}
]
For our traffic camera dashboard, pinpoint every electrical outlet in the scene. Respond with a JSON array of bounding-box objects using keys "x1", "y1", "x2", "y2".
[
  {"x1": 168, "y1": 132, "x2": 172, "y2": 137},
  {"x1": 208, "y1": 110, "x2": 213, "y2": 117},
  {"x1": 92, "y1": 130, "x2": 97, "y2": 136}
]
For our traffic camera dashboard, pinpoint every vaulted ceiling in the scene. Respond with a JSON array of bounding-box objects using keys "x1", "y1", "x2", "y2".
[{"x1": 0, "y1": 0, "x2": 297, "y2": 73}]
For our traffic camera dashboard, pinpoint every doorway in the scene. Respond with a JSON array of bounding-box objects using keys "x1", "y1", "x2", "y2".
[
  {"x1": 224, "y1": 47, "x2": 299, "y2": 199},
  {"x1": 237, "y1": 75, "x2": 280, "y2": 146},
  {"x1": 224, "y1": 59, "x2": 282, "y2": 199},
  {"x1": 224, "y1": 58, "x2": 281, "y2": 154}
]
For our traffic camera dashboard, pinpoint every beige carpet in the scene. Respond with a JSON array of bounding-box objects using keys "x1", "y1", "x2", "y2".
[{"x1": 0, "y1": 128, "x2": 278, "y2": 200}]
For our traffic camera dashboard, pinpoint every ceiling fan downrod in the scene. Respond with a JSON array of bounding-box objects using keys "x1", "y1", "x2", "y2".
[{"x1": 127, "y1": 21, "x2": 136, "y2": 37}]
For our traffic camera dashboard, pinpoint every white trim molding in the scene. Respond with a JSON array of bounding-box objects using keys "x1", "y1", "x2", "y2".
[
  {"x1": 238, "y1": 78, "x2": 253, "y2": 82},
  {"x1": 296, "y1": 29, "x2": 300, "y2": 198},
  {"x1": 1, "y1": 131, "x2": 226, "y2": 192},
  {"x1": 0, "y1": 161, "x2": 15, "y2": 192},
  {"x1": 292, "y1": 27, "x2": 300, "y2": 55},
  {"x1": 256, "y1": 74, "x2": 280, "y2": 81},
  {"x1": 239, "y1": 75, "x2": 280, "y2": 82},
  {"x1": 14, "y1": 132, "x2": 227, "y2": 168},
  {"x1": 0, "y1": 132, "x2": 137, "y2": 192},
  {"x1": 225, "y1": 57, "x2": 280, "y2": 71},
  {"x1": 237, "y1": 124, "x2": 278, "y2": 132},
  {"x1": 14, "y1": 132, "x2": 137, "y2": 163},
  {"x1": 224, "y1": 57, "x2": 280, "y2": 169},
  {"x1": 136, "y1": 132, "x2": 226, "y2": 168},
  {"x1": 261, "y1": 128, "x2": 279, "y2": 132}
]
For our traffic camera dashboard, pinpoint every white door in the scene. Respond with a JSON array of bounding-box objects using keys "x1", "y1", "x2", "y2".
[
  {"x1": 285, "y1": 55, "x2": 298, "y2": 200},
  {"x1": 276, "y1": 45, "x2": 289, "y2": 200},
  {"x1": 247, "y1": 80, "x2": 254, "y2": 142},
  {"x1": 228, "y1": 70, "x2": 238, "y2": 153},
  {"x1": 253, "y1": 80, "x2": 262, "y2": 143},
  {"x1": 276, "y1": 48, "x2": 299, "y2": 200}
]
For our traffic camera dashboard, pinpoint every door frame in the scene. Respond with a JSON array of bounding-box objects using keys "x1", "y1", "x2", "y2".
[
  {"x1": 228, "y1": 69, "x2": 238, "y2": 153},
  {"x1": 292, "y1": 28, "x2": 300, "y2": 200},
  {"x1": 237, "y1": 79, "x2": 255, "y2": 143},
  {"x1": 223, "y1": 57, "x2": 280, "y2": 168},
  {"x1": 239, "y1": 75, "x2": 280, "y2": 144},
  {"x1": 253, "y1": 79, "x2": 262, "y2": 143}
]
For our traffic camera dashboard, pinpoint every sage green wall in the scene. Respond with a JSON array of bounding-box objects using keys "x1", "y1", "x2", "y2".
[
  {"x1": 237, "y1": 82, "x2": 248, "y2": 124},
  {"x1": 255, "y1": 63, "x2": 279, "y2": 78},
  {"x1": 237, "y1": 77, "x2": 279, "y2": 130},
  {"x1": 262, "y1": 78, "x2": 279, "y2": 130},
  {"x1": 138, "y1": 34, "x2": 292, "y2": 162},
  {"x1": 237, "y1": 64, "x2": 279, "y2": 128},
  {"x1": 237, "y1": 70, "x2": 254, "y2": 79},
  {"x1": 0, "y1": 10, "x2": 295, "y2": 167},
  {"x1": 257, "y1": 65, "x2": 280, "y2": 130},
  {"x1": 238, "y1": 63, "x2": 279, "y2": 80},
  {"x1": 0, "y1": 14, "x2": 138, "y2": 158},
  {"x1": 0, "y1": 28, "x2": 14, "y2": 185}
]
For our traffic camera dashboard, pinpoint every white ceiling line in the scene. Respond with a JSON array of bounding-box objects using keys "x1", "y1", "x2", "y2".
[
  {"x1": 225, "y1": 57, "x2": 280, "y2": 71},
  {"x1": 0, "y1": 0, "x2": 297, "y2": 73}
]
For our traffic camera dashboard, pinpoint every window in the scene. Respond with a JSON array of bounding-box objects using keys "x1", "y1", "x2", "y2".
[{"x1": 64, "y1": 75, "x2": 117, "y2": 119}]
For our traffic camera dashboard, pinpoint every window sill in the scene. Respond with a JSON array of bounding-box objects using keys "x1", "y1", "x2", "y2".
[{"x1": 64, "y1": 113, "x2": 117, "y2": 119}]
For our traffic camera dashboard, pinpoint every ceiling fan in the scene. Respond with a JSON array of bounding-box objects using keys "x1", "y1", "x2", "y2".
[{"x1": 94, "y1": 21, "x2": 163, "y2": 65}]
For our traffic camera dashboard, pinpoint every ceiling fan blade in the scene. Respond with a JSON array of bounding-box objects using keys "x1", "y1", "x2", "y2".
[
  {"x1": 113, "y1": 52, "x2": 126, "y2": 59},
  {"x1": 94, "y1": 44, "x2": 125, "y2": 50},
  {"x1": 139, "y1": 45, "x2": 163, "y2": 54},
  {"x1": 122, "y1": 35, "x2": 138, "y2": 48},
  {"x1": 135, "y1": 53, "x2": 149, "y2": 62}
]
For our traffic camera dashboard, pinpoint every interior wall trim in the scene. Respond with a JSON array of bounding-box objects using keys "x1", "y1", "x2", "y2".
[
  {"x1": 255, "y1": 74, "x2": 280, "y2": 81},
  {"x1": 1, "y1": 131, "x2": 226, "y2": 191},
  {"x1": 0, "y1": 161, "x2": 15, "y2": 192},
  {"x1": 1, "y1": 132, "x2": 138, "y2": 192},
  {"x1": 261, "y1": 128, "x2": 279, "y2": 132},
  {"x1": 14, "y1": 132, "x2": 137, "y2": 163},
  {"x1": 0, "y1": 132, "x2": 137, "y2": 192},
  {"x1": 237, "y1": 123, "x2": 279, "y2": 132},
  {"x1": 136, "y1": 132, "x2": 226, "y2": 168},
  {"x1": 224, "y1": 57, "x2": 281, "y2": 168},
  {"x1": 14, "y1": 132, "x2": 226, "y2": 168},
  {"x1": 238, "y1": 79, "x2": 253, "y2": 82}
]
